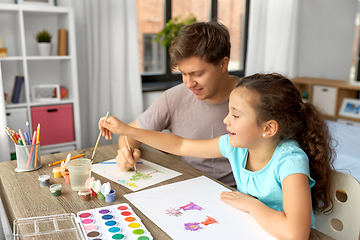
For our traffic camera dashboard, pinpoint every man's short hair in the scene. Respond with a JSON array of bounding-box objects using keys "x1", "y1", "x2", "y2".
[{"x1": 169, "y1": 21, "x2": 231, "y2": 70}]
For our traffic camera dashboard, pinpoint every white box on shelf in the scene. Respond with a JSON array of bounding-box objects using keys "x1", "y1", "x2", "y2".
[
  {"x1": 31, "y1": 84, "x2": 60, "y2": 102},
  {"x1": 312, "y1": 85, "x2": 337, "y2": 116}
]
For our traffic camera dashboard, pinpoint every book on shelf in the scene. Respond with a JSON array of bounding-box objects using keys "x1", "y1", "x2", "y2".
[
  {"x1": 57, "y1": 29, "x2": 68, "y2": 56},
  {"x1": 11, "y1": 76, "x2": 24, "y2": 104}
]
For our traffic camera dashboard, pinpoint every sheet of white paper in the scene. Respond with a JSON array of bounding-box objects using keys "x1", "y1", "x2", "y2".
[
  {"x1": 91, "y1": 159, "x2": 182, "y2": 191},
  {"x1": 124, "y1": 176, "x2": 276, "y2": 240}
]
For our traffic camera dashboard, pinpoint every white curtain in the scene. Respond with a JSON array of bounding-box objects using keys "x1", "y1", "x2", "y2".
[
  {"x1": 245, "y1": 0, "x2": 299, "y2": 78},
  {"x1": 0, "y1": 62, "x2": 10, "y2": 162},
  {"x1": 84, "y1": 0, "x2": 143, "y2": 145}
]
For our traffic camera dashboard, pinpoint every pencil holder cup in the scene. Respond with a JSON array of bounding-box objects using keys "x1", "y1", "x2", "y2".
[{"x1": 14, "y1": 142, "x2": 41, "y2": 172}]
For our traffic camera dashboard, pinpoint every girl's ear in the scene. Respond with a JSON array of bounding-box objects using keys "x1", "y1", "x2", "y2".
[
  {"x1": 262, "y1": 120, "x2": 279, "y2": 138},
  {"x1": 220, "y1": 57, "x2": 229, "y2": 73}
]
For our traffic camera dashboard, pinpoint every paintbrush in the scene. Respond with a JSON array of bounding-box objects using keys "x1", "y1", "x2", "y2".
[
  {"x1": 124, "y1": 136, "x2": 137, "y2": 173},
  {"x1": 90, "y1": 111, "x2": 109, "y2": 163}
]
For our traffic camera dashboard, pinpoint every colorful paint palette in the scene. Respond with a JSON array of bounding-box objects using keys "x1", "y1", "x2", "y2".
[{"x1": 77, "y1": 203, "x2": 153, "y2": 240}]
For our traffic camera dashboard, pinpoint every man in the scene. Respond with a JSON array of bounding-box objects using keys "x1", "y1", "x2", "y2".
[{"x1": 117, "y1": 21, "x2": 238, "y2": 187}]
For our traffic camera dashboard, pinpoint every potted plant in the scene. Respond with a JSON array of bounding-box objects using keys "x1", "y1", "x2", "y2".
[
  {"x1": 155, "y1": 14, "x2": 196, "y2": 48},
  {"x1": 35, "y1": 29, "x2": 52, "y2": 56}
]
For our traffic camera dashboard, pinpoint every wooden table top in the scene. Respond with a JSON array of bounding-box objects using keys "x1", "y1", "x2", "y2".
[{"x1": 0, "y1": 144, "x2": 333, "y2": 239}]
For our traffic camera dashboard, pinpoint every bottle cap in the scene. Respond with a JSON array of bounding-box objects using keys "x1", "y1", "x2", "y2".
[
  {"x1": 101, "y1": 182, "x2": 111, "y2": 196},
  {"x1": 78, "y1": 188, "x2": 92, "y2": 196},
  {"x1": 38, "y1": 175, "x2": 50, "y2": 181}
]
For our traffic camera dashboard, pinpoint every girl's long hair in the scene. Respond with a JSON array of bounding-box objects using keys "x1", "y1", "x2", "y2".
[{"x1": 238, "y1": 73, "x2": 335, "y2": 213}]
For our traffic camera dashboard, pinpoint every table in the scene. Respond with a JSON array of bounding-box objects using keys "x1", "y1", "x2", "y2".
[{"x1": 0, "y1": 144, "x2": 333, "y2": 239}]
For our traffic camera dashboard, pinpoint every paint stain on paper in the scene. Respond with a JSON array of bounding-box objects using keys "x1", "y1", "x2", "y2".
[
  {"x1": 184, "y1": 222, "x2": 203, "y2": 231},
  {"x1": 166, "y1": 207, "x2": 182, "y2": 217},
  {"x1": 201, "y1": 216, "x2": 218, "y2": 226},
  {"x1": 180, "y1": 202, "x2": 204, "y2": 211}
]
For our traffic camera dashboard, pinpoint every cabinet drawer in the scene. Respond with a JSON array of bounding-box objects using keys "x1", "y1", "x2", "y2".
[
  {"x1": 6, "y1": 108, "x2": 28, "y2": 153},
  {"x1": 41, "y1": 145, "x2": 76, "y2": 156},
  {"x1": 312, "y1": 85, "x2": 337, "y2": 115},
  {"x1": 31, "y1": 104, "x2": 74, "y2": 146}
]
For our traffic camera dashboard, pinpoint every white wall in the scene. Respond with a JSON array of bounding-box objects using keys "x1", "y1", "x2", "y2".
[{"x1": 297, "y1": 0, "x2": 358, "y2": 80}]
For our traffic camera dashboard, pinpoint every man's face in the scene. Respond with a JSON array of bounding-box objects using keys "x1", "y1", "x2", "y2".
[{"x1": 178, "y1": 56, "x2": 226, "y2": 103}]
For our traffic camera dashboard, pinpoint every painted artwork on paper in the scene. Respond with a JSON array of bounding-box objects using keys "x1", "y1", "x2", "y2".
[
  {"x1": 165, "y1": 202, "x2": 219, "y2": 232},
  {"x1": 124, "y1": 176, "x2": 277, "y2": 240},
  {"x1": 91, "y1": 159, "x2": 182, "y2": 191}
]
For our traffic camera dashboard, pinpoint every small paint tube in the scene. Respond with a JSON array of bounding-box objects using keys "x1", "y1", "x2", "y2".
[
  {"x1": 50, "y1": 184, "x2": 62, "y2": 197},
  {"x1": 78, "y1": 188, "x2": 92, "y2": 201},
  {"x1": 38, "y1": 175, "x2": 50, "y2": 187}
]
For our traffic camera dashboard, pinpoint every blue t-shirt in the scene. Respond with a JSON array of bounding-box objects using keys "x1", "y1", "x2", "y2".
[{"x1": 218, "y1": 135, "x2": 316, "y2": 227}]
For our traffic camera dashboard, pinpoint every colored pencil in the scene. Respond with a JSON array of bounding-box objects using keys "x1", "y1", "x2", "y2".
[
  {"x1": 26, "y1": 121, "x2": 31, "y2": 143},
  {"x1": 6, "y1": 130, "x2": 17, "y2": 145},
  {"x1": 91, "y1": 111, "x2": 109, "y2": 162},
  {"x1": 27, "y1": 131, "x2": 37, "y2": 169},
  {"x1": 48, "y1": 153, "x2": 85, "y2": 166},
  {"x1": 19, "y1": 129, "x2": 30, "y2": 156},
  {"x1": 34, "y1": 124, "x2": 40, "y2": 167},
  {"x1": 24, "y1": 132, "x2": 30, "y2": 145},
  {"x1": 98, "y1": 161, "x2": 142, "y2": 164}
]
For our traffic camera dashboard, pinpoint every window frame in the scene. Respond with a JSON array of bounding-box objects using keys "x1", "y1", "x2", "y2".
[{"x1": 141, "y1": 0, "x2": 250, "y2": 92}]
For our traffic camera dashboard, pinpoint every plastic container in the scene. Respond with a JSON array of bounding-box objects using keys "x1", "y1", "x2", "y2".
[
  {"x1": 13, "y1": 213, "x2": 85, "y2": 239},
  {"x1": 53, "y1": 167, "x2": 62, "y2": 178},
  {"x1": 67, "y1": 158, "x2": 91, "y2": 191},
  {"x1": 105, "y1": 190, "x2": 116, "y2": 202},
  {"x1": 38, "y1": 175, "x2": 50, "y2": 187},
  {"x1": 15, "y1": 142, "x2": 41, "y2": 172},
  {"x1": 78, "y1": 188, "x2": 92, "y2": 201},
  {"x1": 50, "y1": 184, "x2": 62, "y2": 197}
]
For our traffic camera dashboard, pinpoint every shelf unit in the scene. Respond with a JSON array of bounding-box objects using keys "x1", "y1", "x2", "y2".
[
  {"x1": 291, "y1": 77, "x2": 360, "y2": 124},
  {"x1": 0, "y1": 3, "x2": 81, "y2": 155}
]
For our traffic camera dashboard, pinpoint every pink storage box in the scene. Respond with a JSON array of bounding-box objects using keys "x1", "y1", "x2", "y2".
[{"x1": 31, "y1": 104, "x2": 75, "y2": 146}]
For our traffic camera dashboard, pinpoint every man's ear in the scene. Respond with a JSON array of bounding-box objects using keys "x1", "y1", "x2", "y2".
[
  {"x1": 262, "y1": 120, "x2": 279, "y2": 138},
  {"x1": 220, "y1": 57, "x2": 229, "y2": 73}
]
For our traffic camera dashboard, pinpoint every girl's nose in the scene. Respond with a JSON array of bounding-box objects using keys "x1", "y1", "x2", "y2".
[{"x1": 223, "y1": 114, "x2": 230, "y2": 125}]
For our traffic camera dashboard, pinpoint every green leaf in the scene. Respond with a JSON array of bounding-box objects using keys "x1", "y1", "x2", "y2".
[{"x1": 154, "y1": 14, "x2": 197, "y2": 47}]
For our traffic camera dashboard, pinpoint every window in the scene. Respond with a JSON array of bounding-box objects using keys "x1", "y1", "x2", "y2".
[
  {"x1": 136, "y1": 0, "x2": 250, "y2": 91},
  {"x1": 351, "y1": 7, "x2": 360, "y2": 82}
]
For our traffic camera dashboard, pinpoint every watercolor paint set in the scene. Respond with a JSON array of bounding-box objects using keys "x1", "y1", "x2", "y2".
[{"x1": 77, "y1": 203, "x2": 153, "y2": 240}]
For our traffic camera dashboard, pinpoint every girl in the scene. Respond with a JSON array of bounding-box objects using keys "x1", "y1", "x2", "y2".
[{"x1": 99, "y1": 73, "x2": 334, "y2": 239}]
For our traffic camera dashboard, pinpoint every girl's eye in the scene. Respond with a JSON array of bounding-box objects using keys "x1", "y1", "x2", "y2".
[{"x1": 232, "y1": 115, "x2": 239, "y2": 118}]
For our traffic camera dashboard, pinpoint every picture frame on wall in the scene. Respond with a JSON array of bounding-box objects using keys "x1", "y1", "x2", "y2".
[
  {"x1": 339, "y1": 98, "x2": 360, "y2": 119},
  {"x1": 16, "y1": 0, "x2": 56, "y2": 6}
]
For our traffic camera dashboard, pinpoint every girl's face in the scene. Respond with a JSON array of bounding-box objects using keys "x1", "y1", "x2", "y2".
[{"x1": 223, "y1": 87, "x2": 265, "y2": 148}]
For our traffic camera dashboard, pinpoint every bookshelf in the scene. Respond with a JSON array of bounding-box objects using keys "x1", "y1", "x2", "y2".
[
  {"x1": 0, "y1": 3, "x2": 81, "y2": 155},
  {"x1": 291, "y1": 77, "x2": 360, "y2": 125}
]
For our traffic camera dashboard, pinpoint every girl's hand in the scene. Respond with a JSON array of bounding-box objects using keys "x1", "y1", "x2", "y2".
[
  {"x1": 220, "y1": 191, "x2": 257, "y2": 213},
  {"x1": 99, "y1": 116, "x2": 128, "y2": 140},
  {"x1": 116, "y1": 147, "x2": 141, "y2": 171}
]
